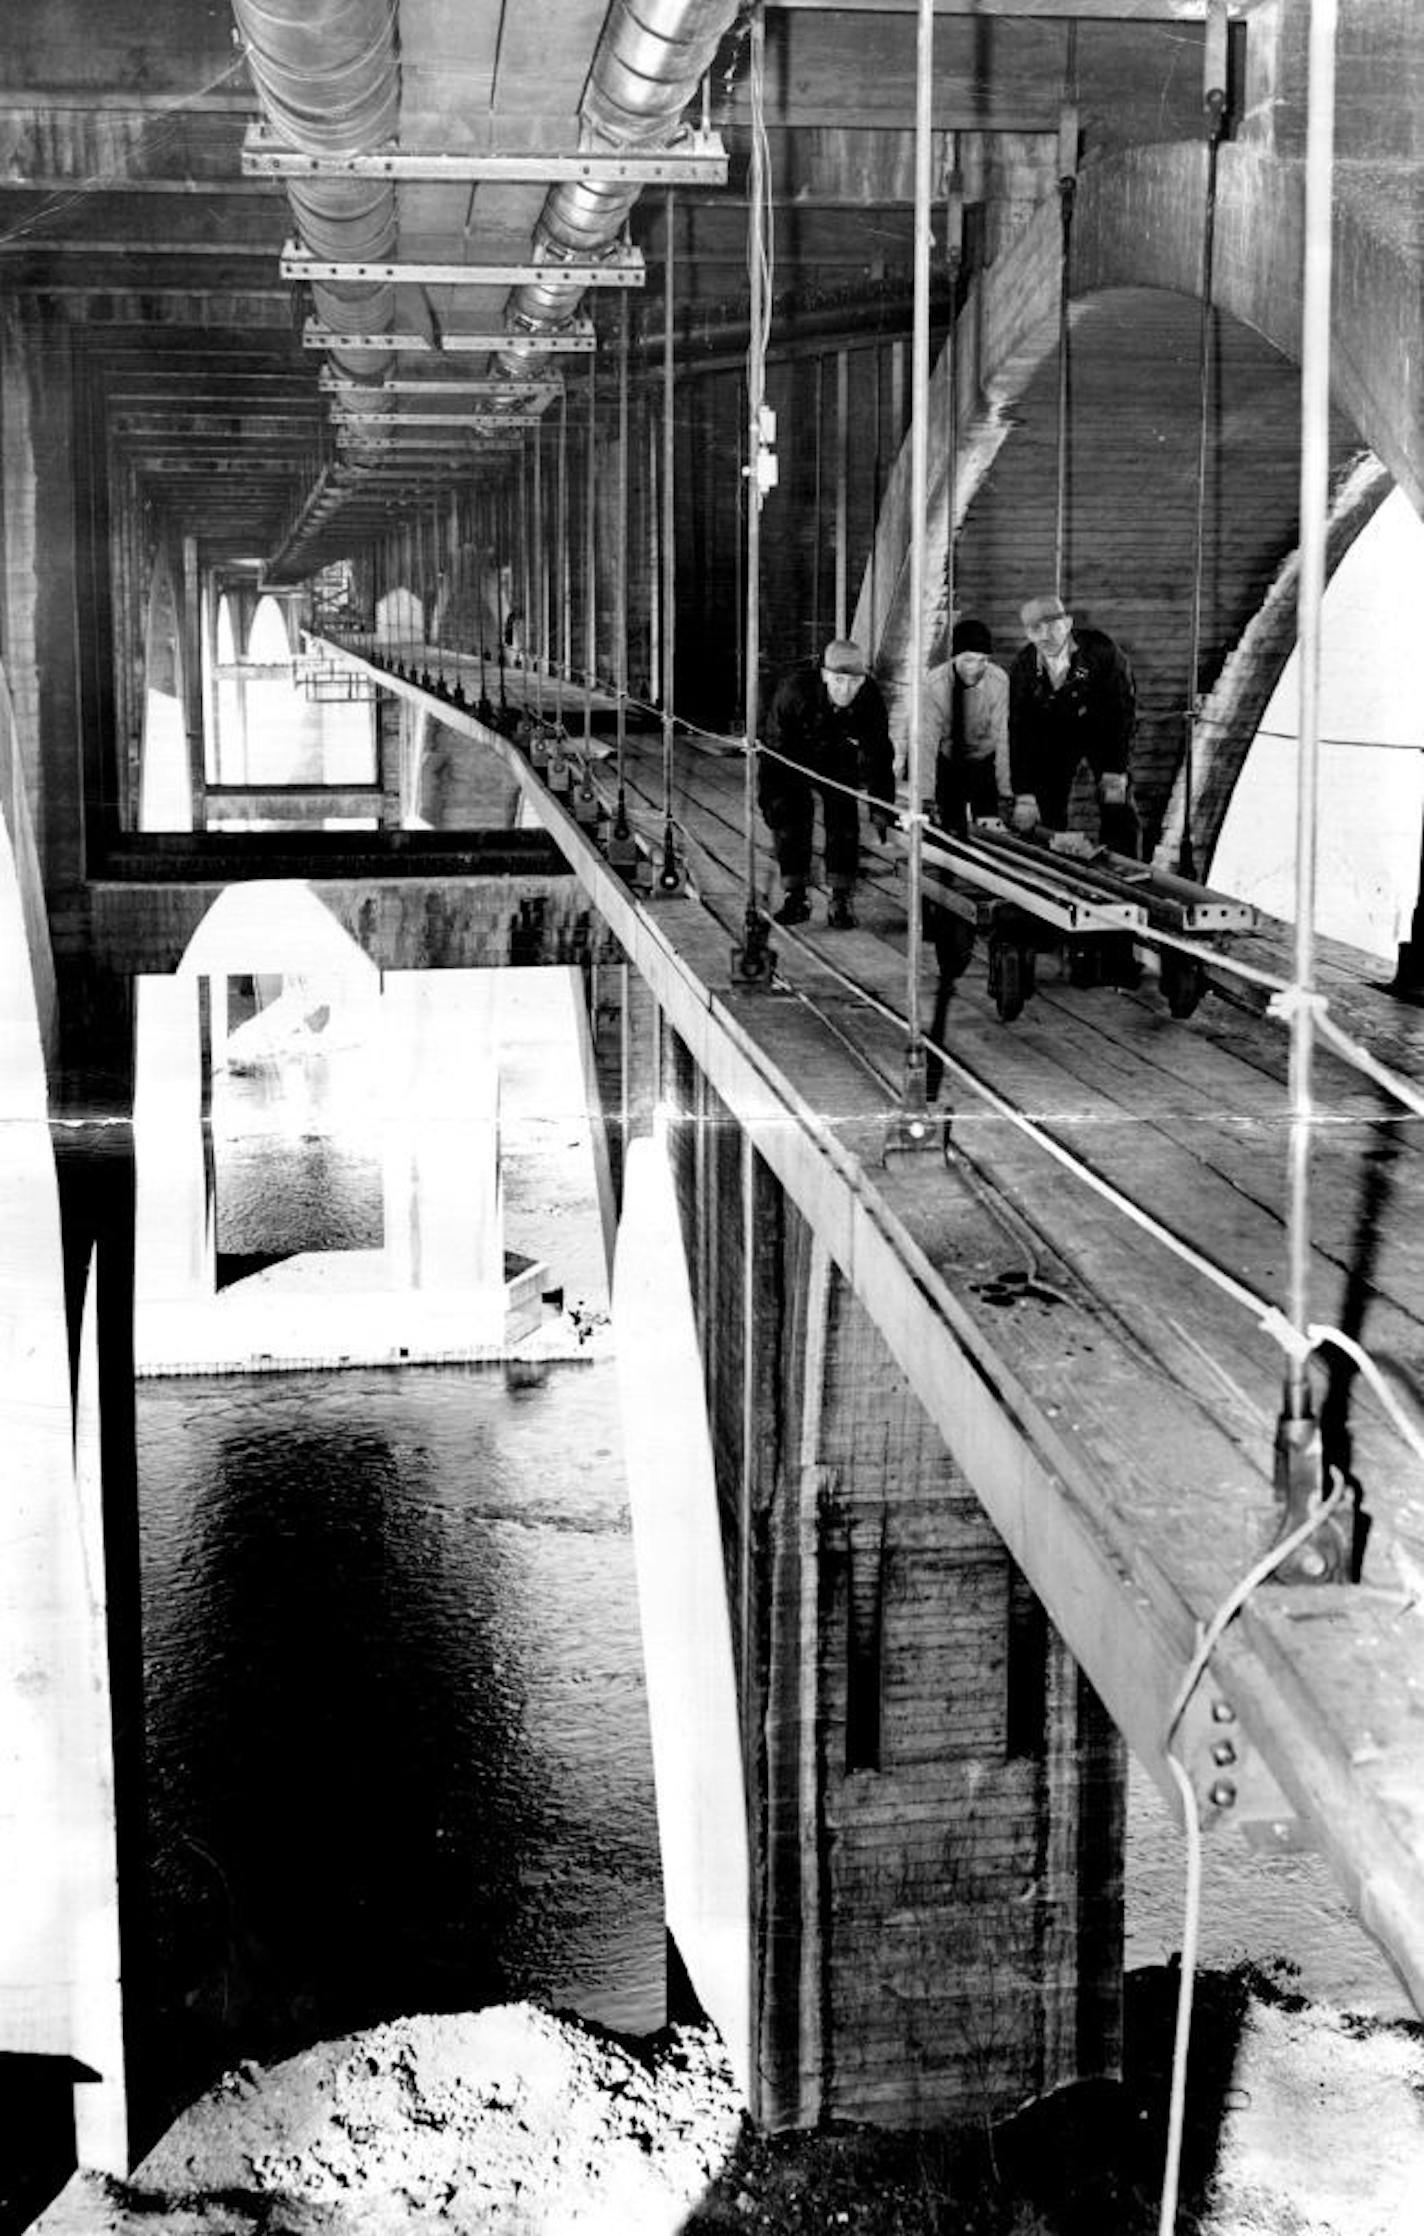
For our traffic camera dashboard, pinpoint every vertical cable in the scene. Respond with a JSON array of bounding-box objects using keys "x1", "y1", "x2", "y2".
[
  {"x1": 615, "y1": 277, "x2": 631, "y2": 817},
  {"x1": 431, "y1": 498, "x2": 444, "y2": 693},
  {"x1": 834, "y1": 350, "x2": 849, "y2": 636},
  {"x1": 942, "y1": 142, "x2": 964, "y2": 675},
  {"x1": 740, "y1": 2, "x2": 772, "y2": 964},
  {"x1": 495, "y1": 482, "x2": 508, "y2": 713},
  {"x1": 660, "y1": 186, "x2": 680, "y2": 885},
  {"x1": 585, "y1": 340, "x2": 597, "y2": 754},
  {"x1": 1284, "y1": 0, "x2": 1339, "y2": 1425},
  {"x1": 534, "y1": 409, "x2": 547, "y2": 720},
  {"x1": 811, "y1": 354, "x2": 825, "y2": 650},
  {"x1": 1054, "y1": 26, "x2": 1079, "y2": 600},
  {"x1": 521, "y1": 429, "x2": 536, "y2": 715},
  {"x1": 472, "y1": 493, "x2": 489, "y2": 712},
  {"x1": 556, "y1": 380, "x2": 569, "y2": 731},
  {"x1": 902, "y1": 0, "x2": 935, "y2": 1102},
  {"x1": 1182, "y1": 0, "x2": 1231, "y2": 880}
]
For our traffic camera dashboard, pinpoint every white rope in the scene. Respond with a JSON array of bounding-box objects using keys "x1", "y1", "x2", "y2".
[
  {"x1": 1156, "y1": 1482, "x2": 1347, "y2": 2236},
  {"x1": 754, "y1": 735, "x2": 897, "y2": 815}
]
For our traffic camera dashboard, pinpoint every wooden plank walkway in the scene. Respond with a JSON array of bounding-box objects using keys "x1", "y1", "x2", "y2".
[{"x1": 350, "y1": 650, "x2": 1424, "y2": 2018}]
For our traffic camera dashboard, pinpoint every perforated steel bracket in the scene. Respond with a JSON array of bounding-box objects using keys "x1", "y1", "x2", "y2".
[{"x1": 1174, "y1": 1683, "x2": 1309, "y2": 1849}]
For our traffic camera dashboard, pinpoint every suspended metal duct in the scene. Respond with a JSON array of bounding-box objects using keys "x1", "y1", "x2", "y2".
[
  {"x1": 232, "y1": 0, "x2": 400, "y2": 381},
  {"x1": 504, "y1": 0, "x2": 743, "y2": 353}
]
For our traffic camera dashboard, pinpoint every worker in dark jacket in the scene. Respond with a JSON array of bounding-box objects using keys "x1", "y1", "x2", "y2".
[
  {"x1": 759, "y1": 637, "x2": 895, "y2": 929},
  {"x1": 1007, "y1": 592, "x2": 1139, "y2": 855}
]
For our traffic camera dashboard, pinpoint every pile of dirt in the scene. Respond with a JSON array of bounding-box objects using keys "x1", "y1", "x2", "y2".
[
  {"x1": 31, "y1": 1983, "x2": 1424, "y2": 2236},
  {"x1": 41, "y1": 2008, "x2": 742, "y2": 2236}
]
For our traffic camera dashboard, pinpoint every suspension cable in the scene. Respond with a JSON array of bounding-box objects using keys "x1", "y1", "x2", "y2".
[
  {"x1": 615, "y1": 276, "x2": 631, "y2": 831},
  {"x1": 1053, "y1": 25, "x2": 1079, "y2": 600},
  {"x1": 473, "y1": 492, "x2": 489, "y2": 710},
  {"x1": 942, "y1": 142, "x2": 964, "y2": 643},
  {"x1": 534, "y1": 407, "x2": 548, "y2": 719},
  {"x1": 901, "y1": 0, "x2": 935, "y2": 1105},
  {"x1": 556, "y1": 378, "x2": 569, "y2": 731},
  {"x1": 430, "y1": 498, "x2": 443, "y2": 692},
  {"x1": 1283, "y1": 0, "x2": 1340, "y2": 1441},
  {"x1": 739, "y1": 1, "x2": 773, "y2": 965},
  {"x1": 584, "y1": 343, "x2": 596, "y2": 753},
  {"x1": 494, "y1": 482, "x2": 508, "y2": 712},
  {"x1": 516, "y1": 437, "x2": 527, "y2": 693},
  {"x1": 660, "y1": 185, "x2": 679, "y2": 884},
  {"x1": 1181, "y1": 1, "x2": 1230, "y2": 880}
]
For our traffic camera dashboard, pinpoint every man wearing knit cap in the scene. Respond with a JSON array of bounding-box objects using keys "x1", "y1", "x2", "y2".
[
  {"x1": 1007, "y1": 593, "x2": 1138, "y2": 851},
  {"x1": 759, "y1": 636, "x2": 895, "y2": 929},
  {"x1": 924, "y1": 615, "x2": 1010, "y2": 836}
]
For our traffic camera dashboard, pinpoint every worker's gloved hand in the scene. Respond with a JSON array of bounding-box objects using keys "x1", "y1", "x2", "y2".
[
  {"x1": 1011, "y1": 793, "x2": 1041, "y2": 833},
  {"x1": 1098, "y1": 770, "x2": 1130, "y2": 806},
  {"x1": 869, "y1": 806, "x2": 893, "y2": 842}
]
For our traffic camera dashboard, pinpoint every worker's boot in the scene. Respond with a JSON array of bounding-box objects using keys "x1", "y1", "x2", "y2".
[{"x1": 773, "y1": 884, "x2": 811, "y2": 926}]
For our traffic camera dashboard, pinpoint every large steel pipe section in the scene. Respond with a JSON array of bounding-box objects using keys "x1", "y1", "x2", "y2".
[
  {"x1": 505, "y1": 0, "x2": 741, "y2": 344},
  {"x1": 231, "y1": 0, "x2": 399, "y2": 378}
]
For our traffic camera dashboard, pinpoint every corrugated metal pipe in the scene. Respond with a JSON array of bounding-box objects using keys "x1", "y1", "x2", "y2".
[
  {"x1": 502, "y1": 0, "x2": 743, "y2": 358},
  {"x1": 232, "y1": 0, "x2": 400, "y2": 380}
]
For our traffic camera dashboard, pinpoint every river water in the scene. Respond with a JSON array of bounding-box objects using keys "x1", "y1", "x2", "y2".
[
  {"x1": 134, "y1": 975, "x2": 663, "y2": 2128},
  {"x1": 136, "y1": 1361, "x2": 664, "y2": 2122}
]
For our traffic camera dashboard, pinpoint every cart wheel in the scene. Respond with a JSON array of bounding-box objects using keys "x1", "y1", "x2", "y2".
[
  {"x1": 1067, "y1": 939, "x2": 1100, "y2": 989},
  {"x1": 989, "y1": 935, "x2": 1030, "y2": 1022},
  {"x1": 1162, "y1": 951, "x2": 1207, "y2": 1019}
]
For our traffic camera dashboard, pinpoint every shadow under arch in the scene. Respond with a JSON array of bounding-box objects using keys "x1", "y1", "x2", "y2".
[
  {"x1": 1073, "y1": 140, "x2": 1424, "y2": 523},
  {"x1": 935, "y1": 280, "x2": 1375, "y2": 852}
]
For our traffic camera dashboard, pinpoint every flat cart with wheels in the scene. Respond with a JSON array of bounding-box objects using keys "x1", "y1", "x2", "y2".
[
  {"x1": 964, "y1": 830, "x2": 1260, "y2": 1019},
  {"x1": 917, "y1": 832, "x2": 1149, "y2": 1022}
]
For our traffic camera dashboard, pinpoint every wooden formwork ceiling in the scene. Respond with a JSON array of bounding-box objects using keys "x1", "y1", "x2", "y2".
[{"x1": 0, "y1": 0, "x2": 1231, "y2": 569}]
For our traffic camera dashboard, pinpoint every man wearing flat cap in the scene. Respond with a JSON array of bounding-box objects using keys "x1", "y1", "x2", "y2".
[
  {"x1": 1007, "y1": 593, "x2": 1138, "y2": 852},
  {"x1": 759, "y1": 636, "x2": 895, "y2": 929}
]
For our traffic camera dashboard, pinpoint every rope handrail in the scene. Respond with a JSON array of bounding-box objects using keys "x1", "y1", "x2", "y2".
[
  {"x1": 350, "y1": 627, "x2": 1424, "y2": 1136},
  {"x1": 757, "y1": 910, "x2": 1424, "y2": 1480}
]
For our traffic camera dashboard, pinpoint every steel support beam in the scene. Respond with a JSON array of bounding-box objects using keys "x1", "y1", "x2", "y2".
[
  {"x1": 281, "y1": 242, "x2": 645, "y2": 288},
  {"x1": 245, "y1": 121, "x2": 728, "y2": 186}
]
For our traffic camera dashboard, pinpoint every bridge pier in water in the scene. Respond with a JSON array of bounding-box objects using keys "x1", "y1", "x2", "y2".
[
  {"x1": 590, "y1": 962, "x2": 1126, "y2": 2131},
  {"x1": 131, "y1": 958, "x2": 520, "y2": 1372}
]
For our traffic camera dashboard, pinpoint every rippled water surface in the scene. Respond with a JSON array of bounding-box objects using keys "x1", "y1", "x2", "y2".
[{"x1": 137, "y1": 1360, "x2": 662, "y2": 2123}]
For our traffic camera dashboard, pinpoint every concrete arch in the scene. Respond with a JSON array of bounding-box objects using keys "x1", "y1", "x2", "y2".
[
  {"x1": 0, "y1": 655, "x2": 57, "y2": 1069},
  {"x1": 866, "y1": 224, "x2": 1392, "y2": 852},
  {"x1": 866, "y1": 147, "x2": 1421, "y2": 851},
  {"x1": 1072, "y1": 142, "x2": 1424, "y2": 523},
  {"x1": 375, "y1": 583, "x2": 422, "y2": 651},
  {"x1": 176, "y1": 878, "x2": 379, "y2": 989},
  {"x1": 139, "y1": 551, "x2": 192, "y2": 832},
  {"x1": 1165, "y1": 454, "x2": 1393, "y2": 875},
  {"x1": 247, "y1": 593, "x2": 299, "y2": 664}
]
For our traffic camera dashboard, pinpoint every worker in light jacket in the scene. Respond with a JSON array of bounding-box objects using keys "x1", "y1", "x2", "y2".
[
  {"x1": 759, "y1": 637, "x2": 895, "y2": 931},
  {"x1": 925, "y1": 615, "x2": 1011, "y2": 836},
  {"x1": 1007, "y1": 592, "x2": 1139, "y2": 855}
]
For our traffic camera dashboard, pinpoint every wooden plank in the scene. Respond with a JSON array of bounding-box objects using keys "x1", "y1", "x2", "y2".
[{"x1": 349, "y1": 649, "x2": 1424, "y2": 2013}]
